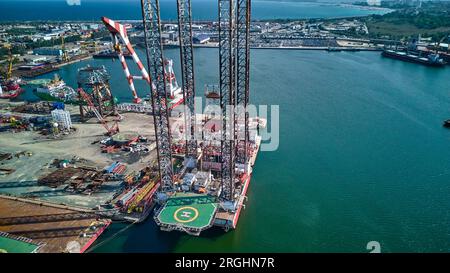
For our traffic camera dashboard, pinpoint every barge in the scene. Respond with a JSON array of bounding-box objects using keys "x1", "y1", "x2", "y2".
[{"x1": 93, "y1": 50, "x2": 133, "y2": 59}]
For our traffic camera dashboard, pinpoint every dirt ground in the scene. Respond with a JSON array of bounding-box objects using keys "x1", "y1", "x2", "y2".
[{"x1": 0, "y1": 108, "x2": 158, "y2": 208}]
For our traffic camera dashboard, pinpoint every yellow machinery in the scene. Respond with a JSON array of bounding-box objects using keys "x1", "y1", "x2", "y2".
[
  {"x1": 60, "y1": 35, "x2": 69, "y2": 62},
  {"x1": 1, "y1": 44, "x2": 13, "y2": 80},
  {"x1": 127, "y1": 181, "x2": 156, "y2": 213}
]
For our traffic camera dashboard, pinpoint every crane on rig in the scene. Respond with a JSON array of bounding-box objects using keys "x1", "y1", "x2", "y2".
[
  {"x1": 101, "y1": 16, "x2": 185, "y2": 110},
  {"x1": 101, "y1": 17, "x2": 146, "y2": 104},
  {"x1": 134, "y1": 0, "x2": 251, "y2": 199}
]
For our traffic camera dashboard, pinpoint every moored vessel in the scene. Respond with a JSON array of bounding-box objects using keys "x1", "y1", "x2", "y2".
[
  {"x1": 33, "y1": 74, "x2": 78, "y2": 104},
  {"x1": 382, "y1": 49, "x2": 446, "y2": 67},
  {"x1": 93, "y1": 50, "x2": 133, "y2": 59}
]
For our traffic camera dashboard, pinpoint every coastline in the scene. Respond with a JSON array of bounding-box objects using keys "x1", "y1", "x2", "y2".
[{"x1": 176, "y1": 44, "x2": 383, "y2": 51}]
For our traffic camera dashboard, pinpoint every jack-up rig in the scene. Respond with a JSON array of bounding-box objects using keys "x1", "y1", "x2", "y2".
[{"x1": 103, "y1": 0, "x2": 259, "y2": 236}]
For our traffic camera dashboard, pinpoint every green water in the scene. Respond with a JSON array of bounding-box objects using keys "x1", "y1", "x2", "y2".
[{"x1": 22, "y1": 49, "x2": 450, "y2": 252}]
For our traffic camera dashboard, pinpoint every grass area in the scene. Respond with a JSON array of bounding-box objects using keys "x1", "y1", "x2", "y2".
[
  {"x1": 364, "y1": 2, "x2": 450, "y2": 40},
  {"x1": 367, "y1": 21, "x2": 450, "y2": 39}
]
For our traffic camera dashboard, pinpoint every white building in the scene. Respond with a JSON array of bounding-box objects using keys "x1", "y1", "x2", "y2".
[{"x1": 51, "y1": 109, "x2": 72, "y2": 130}]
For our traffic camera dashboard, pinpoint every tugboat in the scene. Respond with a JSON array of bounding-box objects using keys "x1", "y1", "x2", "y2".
[
  {"x1": 443, "y1": 119, "x2": 450, "y2": 128},
  {"x1": 0, "y1": 77, "x2": 24, "y2": 99}
]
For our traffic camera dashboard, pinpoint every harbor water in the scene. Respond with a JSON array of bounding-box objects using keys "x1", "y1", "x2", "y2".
[{"x1": 18, "y1": 49, "x2": 450, "y2": 252}]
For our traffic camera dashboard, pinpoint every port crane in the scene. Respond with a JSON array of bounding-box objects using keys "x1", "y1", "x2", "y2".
[
  {"x1": 434, "y1": 35, "x2": 450, "y2": 54},
  {"x1": 0, "y1": 44, "x2": 13, "y2": 80},
  {"x1": 5, "y1": 44, "x2": 13, "y2": 80}
]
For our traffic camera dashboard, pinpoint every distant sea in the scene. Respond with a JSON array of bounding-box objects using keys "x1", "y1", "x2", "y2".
[{"x1": 0, "y1": 0, "x2": 391, "y2": 21}]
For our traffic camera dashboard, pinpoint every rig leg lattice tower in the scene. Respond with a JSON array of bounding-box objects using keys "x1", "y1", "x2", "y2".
[
  {"x1": 219, "y1": 0, "x2": 237, "y2": 202},
  {"x1": 176, "y1": 0, "x2": 198, "y2": 159},
  {"x1": 140, "y1": 0, "x2": 174, "y2": 191},
  {"x1": 235, "y1": 0, "x2": 251, "y2": 165}
]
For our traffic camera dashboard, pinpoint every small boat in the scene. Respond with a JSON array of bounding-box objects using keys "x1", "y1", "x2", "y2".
[{"x1": 443, "y1": 119, "x2": 450, "y2": 128}]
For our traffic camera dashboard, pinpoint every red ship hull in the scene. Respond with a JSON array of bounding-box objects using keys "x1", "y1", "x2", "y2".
[{"x1": 0, "y1": 87, "x2": 23, "y2": 99}]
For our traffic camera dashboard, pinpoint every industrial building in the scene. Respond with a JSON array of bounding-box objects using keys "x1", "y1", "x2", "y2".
[{"x1": 33, "y1": 47, "x2": 63, "y2": 56}]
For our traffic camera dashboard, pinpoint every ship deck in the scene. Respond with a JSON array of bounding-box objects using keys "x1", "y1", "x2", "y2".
[{"x1": 156, "y1": 193, "x2": 218, "y2": 233}]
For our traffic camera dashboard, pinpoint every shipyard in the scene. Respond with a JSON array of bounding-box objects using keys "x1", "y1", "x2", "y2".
[
  {"x1": 1, "y1": 0, "x2": 450, "y2": 257},
  {"x1": 0, "y1": 0, "x2": 268, "y2": 252}
]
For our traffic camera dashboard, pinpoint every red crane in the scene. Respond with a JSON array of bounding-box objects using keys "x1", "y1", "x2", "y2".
[{"x1": 78, "y1": 88, "x2": 119, "y2": 136}]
